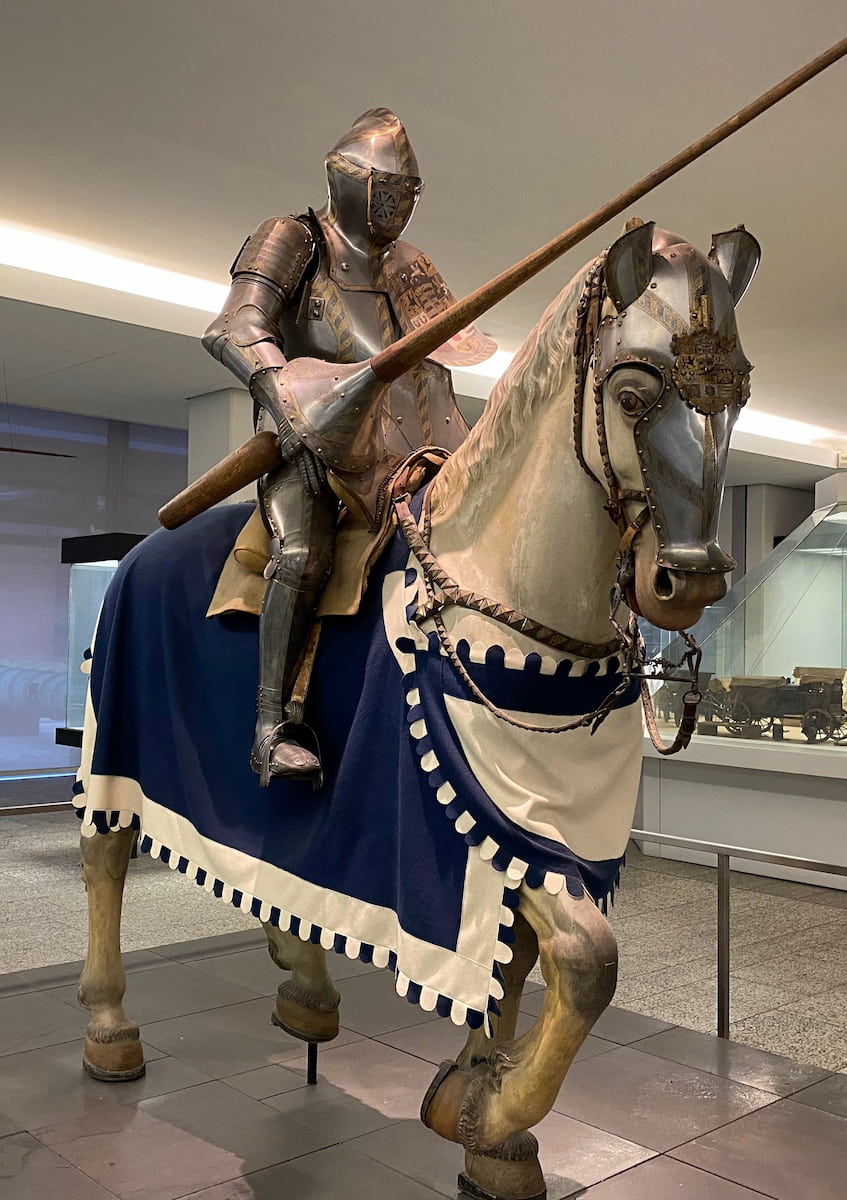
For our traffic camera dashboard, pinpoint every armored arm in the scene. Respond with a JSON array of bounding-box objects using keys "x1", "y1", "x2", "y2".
[
  {"x1": 202, "y1": 216, "x2": 315, "y2": 413},
  {"x1": 203, "y1": 217, "x2": 328, "y2": 490}
]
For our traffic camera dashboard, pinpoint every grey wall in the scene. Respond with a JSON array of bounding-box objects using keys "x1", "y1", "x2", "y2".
[{"x1": 745, "y1": 484, "x2": 816, "y2": 573}]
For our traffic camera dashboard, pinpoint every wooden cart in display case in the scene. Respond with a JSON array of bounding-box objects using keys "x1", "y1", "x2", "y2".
[{"x1": 703, "y1": 669, "x2": 847, "y2": 743}]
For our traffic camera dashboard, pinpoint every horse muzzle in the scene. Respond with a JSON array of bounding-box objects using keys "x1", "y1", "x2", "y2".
[{"x1": 632, "y1": 529, "x2": 730, "y2": 630}]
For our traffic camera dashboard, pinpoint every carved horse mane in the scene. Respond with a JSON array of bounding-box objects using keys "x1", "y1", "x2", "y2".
[{"x1": 434, "y1": 264, "x2": 589, "y2": 510}]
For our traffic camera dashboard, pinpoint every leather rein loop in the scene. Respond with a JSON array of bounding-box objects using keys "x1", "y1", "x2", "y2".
[{"x1": 393, "y1": 485, "x2": 701, "y2": 751}]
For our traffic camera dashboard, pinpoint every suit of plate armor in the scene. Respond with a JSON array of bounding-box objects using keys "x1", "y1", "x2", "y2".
[{"x1": 203, "y1": 108, "x2": 487, "y2": 784}]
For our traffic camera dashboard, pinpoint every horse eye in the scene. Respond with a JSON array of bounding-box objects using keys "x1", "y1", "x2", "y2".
[{"x1": 618, "y1": 389, "x2": 648, "y2": 415}]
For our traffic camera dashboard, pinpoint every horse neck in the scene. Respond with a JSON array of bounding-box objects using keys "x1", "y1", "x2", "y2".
[{"x1": 428, "y1": 394, "x2": 620, "y2": 643}]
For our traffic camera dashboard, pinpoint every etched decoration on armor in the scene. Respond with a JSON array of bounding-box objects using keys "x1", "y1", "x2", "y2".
[
  {"x1": 325, "y1": 108, "x2": 425, "y2": 248},
  {"x1": 670, "y1": 295, "x2": 748, "y2": 414},
  {"x1": 380, "y1": 246, "x2": 497, "y2": 368}
]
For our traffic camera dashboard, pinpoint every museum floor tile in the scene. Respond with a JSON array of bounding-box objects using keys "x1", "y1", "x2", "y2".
[{"x1": 1, "y1": 931, "x2": 846, "y2": 1200}]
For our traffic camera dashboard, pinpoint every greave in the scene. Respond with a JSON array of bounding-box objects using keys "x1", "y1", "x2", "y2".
[{"x1": 253, "y1": 575, "x2": 322, "y2": 785}]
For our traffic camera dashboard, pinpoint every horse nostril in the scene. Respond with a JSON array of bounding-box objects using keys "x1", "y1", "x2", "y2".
[{"x1": 654, "y1": 566, "x2": 674, "y2": 599}]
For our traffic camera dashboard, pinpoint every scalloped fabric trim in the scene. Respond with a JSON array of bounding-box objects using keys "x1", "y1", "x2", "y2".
[
  {"x1": 399, "y1": 567, "x2": 622, "y2": 915},
  {"x1": 73, "y1": 777, "x2": 506, "y2": 1032}
]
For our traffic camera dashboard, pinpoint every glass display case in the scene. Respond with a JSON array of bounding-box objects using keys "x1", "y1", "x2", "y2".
[
  {"x1": 58, "y1": 533, "x2": 145, "y2": 744},
  {"x1": 649, "y1": 496, "x2": 847, "y2": 748},
  {"x1": 65, "y1": 560, "x2": 120, "y2": 730}
]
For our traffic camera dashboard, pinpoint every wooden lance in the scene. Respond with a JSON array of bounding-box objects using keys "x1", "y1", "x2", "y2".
[{"x1": 159, "y1": 36, "x2": 847, "y2": 530}]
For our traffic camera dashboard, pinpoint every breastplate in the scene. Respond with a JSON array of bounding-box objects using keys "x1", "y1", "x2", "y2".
[{"x1": 278, "y1": 256, "x2": 468, "y2": 462}]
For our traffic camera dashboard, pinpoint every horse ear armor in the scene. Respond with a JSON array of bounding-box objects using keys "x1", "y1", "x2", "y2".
[
  {"x1": 708, "y1": 226, "x2": 761, "y2": 305},
  {"x1": 604, "y1": 221, "x2": 656, "y2": 312}
]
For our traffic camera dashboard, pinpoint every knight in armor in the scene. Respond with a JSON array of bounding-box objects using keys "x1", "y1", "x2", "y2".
[{"x1": 203, "y1": 107, "x2": 493, "y2": 785}]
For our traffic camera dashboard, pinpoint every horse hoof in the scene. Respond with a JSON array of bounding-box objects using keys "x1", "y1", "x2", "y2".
[
  {"x1": 421, "y1": 1060, "x2": 459, "y2": 1125},
  {"x1": 82, "y1": 1030, "x2": 145, "y2": 1081},
  {"x1": 272, "y1": 983, "x2": 339, "y2": 1043},
  {"x1": 421, "y1": 1059, "x2": 483, "y2": 1145},
  {"x1": 460, "y1": 1133, "x2": 546, "y2": 1200},
  {"x1": 458, "y1": 1169, "x2": 545, "y2": 1200}
]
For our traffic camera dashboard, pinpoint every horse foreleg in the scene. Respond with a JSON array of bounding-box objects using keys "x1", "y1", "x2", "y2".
[
  {"x1": 262, "y1": 923, "x2": 340, "y2": 1043},
  {"x1": 78, "y1": 827, "x2": 145, "y2": 1080},
  {"x1": 457, "y1": 910, "x2": 539, "y2": 1070},
  {"x1": 423, "y1": 881, "x2": 617, "y2": 1194}
]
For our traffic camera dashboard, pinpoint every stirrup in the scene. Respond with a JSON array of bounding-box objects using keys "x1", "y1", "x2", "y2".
[{"x1": 251, "y1": 720, "x2": 323, "y2": 789}]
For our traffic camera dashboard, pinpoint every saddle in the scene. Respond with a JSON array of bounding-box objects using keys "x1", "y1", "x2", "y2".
[{"x1": 206, "y1": 447, "x2": 449, "y2": 621}]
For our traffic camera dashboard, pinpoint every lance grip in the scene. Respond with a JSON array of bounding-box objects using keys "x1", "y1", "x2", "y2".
[{"x1": 157, "y1": 430, "x2": 281, "y2": 529}]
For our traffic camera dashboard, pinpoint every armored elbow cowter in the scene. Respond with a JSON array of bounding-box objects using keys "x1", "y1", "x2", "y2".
[{"x1": 202, "y1": 217, "x2": 315, "y2": 381}]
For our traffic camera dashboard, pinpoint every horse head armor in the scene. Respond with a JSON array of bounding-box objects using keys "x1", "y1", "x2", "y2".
[{"x1": 583, "y1": 221, "x2": 760, "y2": 597}]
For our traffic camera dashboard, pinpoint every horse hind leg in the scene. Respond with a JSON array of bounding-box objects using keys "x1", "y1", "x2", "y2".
[
  {"x1": 263, "y1": 923, "x2": 340, "y2": 1043},
  {"x1": 423, "y1": 881, "x2": 617, "y2": 1191},
  {"x1": 78, "y1": 826, "x2": 145, "y2": 1080}
]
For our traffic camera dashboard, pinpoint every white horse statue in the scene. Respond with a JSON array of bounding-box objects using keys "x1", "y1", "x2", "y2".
[{"x1": 75, "y1": 219, "x2": 759, "y2": 1200}]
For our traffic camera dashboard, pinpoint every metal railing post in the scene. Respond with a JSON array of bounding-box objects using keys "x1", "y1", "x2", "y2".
[
  {"x1": 630, "y1": 828, "x2": 847, "y2": 1038},
  {"x1": 717, "y1": 853, "x2": 731, "y2": 1038}
]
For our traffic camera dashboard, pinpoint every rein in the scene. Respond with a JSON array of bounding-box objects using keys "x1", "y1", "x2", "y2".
[
  {"x1": 395, "y1": 488, "x2": 701, "y2": 749},
  {"x1": 394, "y1": 491, "x2": 631, "y2": 736}
]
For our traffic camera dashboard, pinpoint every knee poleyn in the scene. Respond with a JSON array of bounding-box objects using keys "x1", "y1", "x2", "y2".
[{"x1": 269, "y1": 539, "x2": 331, "y2": 592}]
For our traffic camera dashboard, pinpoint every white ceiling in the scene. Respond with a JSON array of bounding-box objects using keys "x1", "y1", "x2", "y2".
[{"x1": 0, "y1": 1, "x2": 845, "y2": 483}]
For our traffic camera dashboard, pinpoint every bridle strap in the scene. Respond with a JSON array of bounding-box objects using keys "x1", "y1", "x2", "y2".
[
  {"x1": 608, "y1": 602, "x2": 703, "y2": 757},
  {"x1": 571, "y1": 263, "x2": 703, "y2": 754},
  {"x1": 612, "y1": 499, "x2": 650, "y2": 552},
  {"x1": 394, "y1": 491, "x2": 621, "y2": 660}
]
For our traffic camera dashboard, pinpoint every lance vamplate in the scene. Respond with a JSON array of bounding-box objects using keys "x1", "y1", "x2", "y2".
[{"x1": 159, "y1": 36, "x2": 847, "y2": 532}]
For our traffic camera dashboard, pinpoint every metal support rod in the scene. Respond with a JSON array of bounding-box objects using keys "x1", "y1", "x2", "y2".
[
  {"x1": 630, "y1": 829, "x2": 847, "y2": 877},
  {"x1": 307, "y1": 1041, "x2": 318, "y2": 1086},
  {"x1": 0, "y1": 801, "x2": 74, "y2": 817},
  {"x1": 717, "y1": 854, "x2": 731, "y2": 1039}
]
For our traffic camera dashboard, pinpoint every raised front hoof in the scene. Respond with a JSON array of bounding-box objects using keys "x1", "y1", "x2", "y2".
[
  {"x1": 272, "y1": 985, "x2": 340, "y2": 1043},
  {"x1": 82, "y1": 1031, "x2": 145, "y2": 1082},
  {"x1": 461, "y1": 1133, "x2": 546, "y2": 1200},
  {"x1": 421, "y1": 1059, "x2": 481, "y2": 1145}
]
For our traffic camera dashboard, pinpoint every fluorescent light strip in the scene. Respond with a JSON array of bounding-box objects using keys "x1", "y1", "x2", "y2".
[
  {"x1": 735, "y1": 408, "x2": 844, "y2": 447},
  {"x1": 462, "y1": 351, "x2": 844, "y2": 445},
  {"x1": 0, "y1": 223, "x2": 844, "y2": 449},
  {"x1": 0, "y1": 223, "x2": 227, "y2": 312}
]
